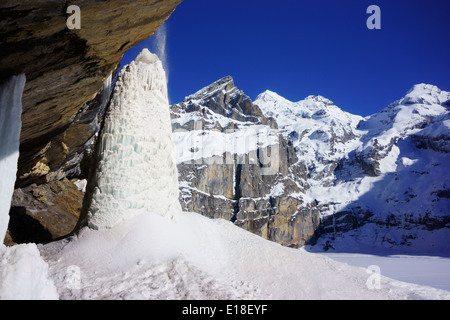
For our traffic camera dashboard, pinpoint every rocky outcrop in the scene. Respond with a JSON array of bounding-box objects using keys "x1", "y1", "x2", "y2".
[
  {"x1": 5, "y1": 178, "x2": 84, "y2": 245},
  {"x1": 0, "y1": 0, "x2": 183, "y2": 187},
  {"x1": 411, "y1": 113, "x2": 450, "y2": 153}
]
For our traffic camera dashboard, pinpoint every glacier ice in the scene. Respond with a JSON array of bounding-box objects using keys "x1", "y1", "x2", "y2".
[
  {"x1": 86, "y1": 49, "x2": 181, "y2": 230},
  {"x1": 0, "y1": 74, "x2": 25, "y2": 243}
]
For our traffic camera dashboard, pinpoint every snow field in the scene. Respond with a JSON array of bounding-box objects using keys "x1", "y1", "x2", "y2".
[{"x1": 40, "y1": 211, "x2": 450, "y2": 300}]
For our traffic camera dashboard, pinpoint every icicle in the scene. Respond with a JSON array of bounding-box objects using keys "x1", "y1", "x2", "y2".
[{"x1": 0, "y1": 74, "x2": 26, "y2": 243}]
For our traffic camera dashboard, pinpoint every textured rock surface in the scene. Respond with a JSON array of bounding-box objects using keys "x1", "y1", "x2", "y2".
[
  {"x1": 172, "y1": 77, "x2": 320, "y2": 248},
  {"x1": 0, "y1": 0, "x2": 183, "y2": 187},
  {"x1": 4, "y1": 178, "x2": 83, "y2": 245}
]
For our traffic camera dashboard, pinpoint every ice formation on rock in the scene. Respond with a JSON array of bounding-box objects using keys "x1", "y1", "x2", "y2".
[
  {"x1": 0, "y1": 74, "x2": 26, "y2": 243},
  {"x1": 0, "y1": 74, "x2": 58, "y2": 300},
  {"x1": 86, "y1": 49, "x2": 181, "y2": 230}
]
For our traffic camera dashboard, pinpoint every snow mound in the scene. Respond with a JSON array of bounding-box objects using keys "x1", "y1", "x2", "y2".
[
  {"x1": 40, "y1": 211, "x2": 450, "y2": 300},
  {"x1": 0, "y1": 244, "x2": 58, "y2": 300}
]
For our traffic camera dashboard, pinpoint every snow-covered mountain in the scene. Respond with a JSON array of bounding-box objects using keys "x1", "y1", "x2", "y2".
[
  {"x1": 254, "y1": 90, "x2": 364, "y2": 185},
  {"x1": 171, "y1": 76, "x2": 320, "y2": 248},
  {"x1": 172, "y1": 79, "x2": 450, "y2": 254}
]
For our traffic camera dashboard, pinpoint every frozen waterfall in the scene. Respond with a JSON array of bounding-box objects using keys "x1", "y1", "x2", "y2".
[
  {"x1": 0, "y1": 74, "x2": 26, "y2": 243},
  {"x1": 86, "y1": 49, "x2": 181, "y2": 230}
]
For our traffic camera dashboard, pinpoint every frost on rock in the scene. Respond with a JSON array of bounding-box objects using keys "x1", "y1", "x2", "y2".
[
  {"x1": 0, "y1": 74, "x2": 26, "y2": 243},
  {"x1": 87, "y1": 49, "x2": 181, "y2": 230}
]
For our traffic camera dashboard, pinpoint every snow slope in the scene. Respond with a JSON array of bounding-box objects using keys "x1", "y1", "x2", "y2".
[
  {"x1": 173, "y1": 125, "x2": 278, "y2": 164},
  {"x1": 255, "y1": 90, "x2": 364, "y2": 164},
  {"x1": 317, "y1": 251, "x2": 450, "y2": 292},
  {"x1": 39, "y1": 210, "x2": 450, "y2": 300}
]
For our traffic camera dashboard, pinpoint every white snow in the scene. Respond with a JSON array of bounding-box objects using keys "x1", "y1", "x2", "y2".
[
  {"x1": 317, "y1": 252, "x2": 450, "y2": 292},
  {"x1": 0, "y1": 244, "x2": 59, "y2": 300},
  {"x1": 86, "y1": 49, "x2": 181, "y2": 230},
  {"x1": 73, "y1": 179, "x2": 87, "y2": 193},
  {"x1": 38, "y1": 210, "x2": 450, "y2": 300},
  {"x1": 0, "y1": 74, "x2": 26, "y2": 243},
  {"x1": 173, "y1": 125, "x2": 279, "y2": 164},
  {"x1": 254, "y1": 90, "x2": 365, "y2": 169},
  {"x1": 401, "y1": 83, "x2": 450, "y2": 106}
]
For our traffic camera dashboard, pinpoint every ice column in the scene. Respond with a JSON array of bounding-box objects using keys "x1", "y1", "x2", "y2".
[
  {"x1": 0, "y1": 74, "x2": 26, "y2": 243},
  {"x1": 87, "y1": 49, "x2": 181, "y2": 230}
]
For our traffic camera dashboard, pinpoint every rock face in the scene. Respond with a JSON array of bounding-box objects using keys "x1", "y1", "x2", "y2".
[
  {"x1": 0, "y1": 0, "x2": 183, "y2": 187},
  {"x1": 172, "y1": 76, "x2": 320, "y2": 248},
  {"x1": 173, "y1": 79, "x2": 450, "y2": 251},
  {"x1": 6, "y1": 178, "x2": 84, "y2": 245}
]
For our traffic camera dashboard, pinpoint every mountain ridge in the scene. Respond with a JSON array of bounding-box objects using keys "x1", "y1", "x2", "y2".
[{"x1": 172, "y1": 76, "x2": 450, "y2": 253}]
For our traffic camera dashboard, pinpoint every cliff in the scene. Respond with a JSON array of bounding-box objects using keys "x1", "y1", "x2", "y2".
[{"x1": 171, "y1": 76, "x2": 320, "y2": 248}]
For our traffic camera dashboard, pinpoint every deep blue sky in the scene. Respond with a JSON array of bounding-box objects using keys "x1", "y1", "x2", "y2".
[{"x1": 121, "y1": 0, "x2": 450, "y2": 116}]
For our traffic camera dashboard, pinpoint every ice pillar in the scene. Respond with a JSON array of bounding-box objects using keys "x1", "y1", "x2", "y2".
[{"x1": 86, "y1": 49, "x2": 181, "y2": 230}]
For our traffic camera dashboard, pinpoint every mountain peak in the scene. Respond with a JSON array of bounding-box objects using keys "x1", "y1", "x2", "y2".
[
  {"x1": 401, "y1": 83, "x2": 450, "y2": 106},
  {"x1": 304, "y1": 95, "x2": 335, "y2": 106},
  {"x1": 406, "y1": 83, "x2": 441, "y2": 95},
  {"x1": 184, "y1": 75, "x2": 235, "y2": 101},
  {"x1": 255, "y1": 90, "x2": 292, "y2": 105},
  {"x1": 214, "y1": 75, "x2": 234, "y2": 85}
]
